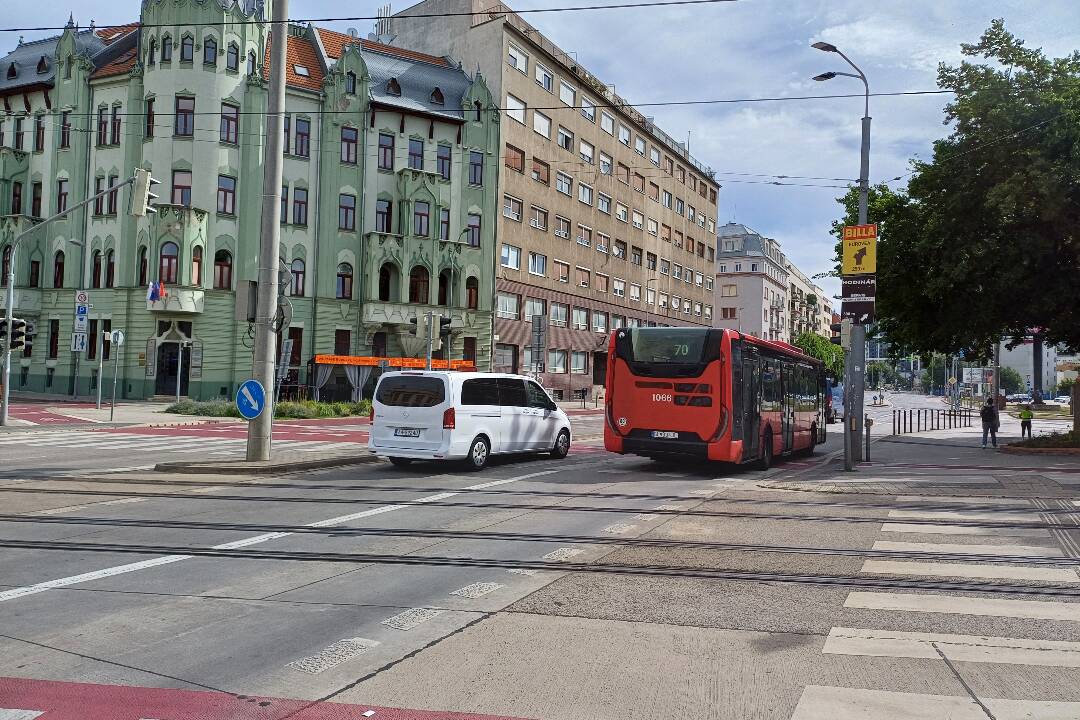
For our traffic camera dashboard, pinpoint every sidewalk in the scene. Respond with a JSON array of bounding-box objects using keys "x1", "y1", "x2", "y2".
[{"x1": 1, "y1": 396, "x2": 234, "y2": 430}]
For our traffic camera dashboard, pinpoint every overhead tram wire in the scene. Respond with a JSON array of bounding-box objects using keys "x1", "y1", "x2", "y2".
[{"x1": 0, "y1": 0, "x2": 741, "y2": 33}]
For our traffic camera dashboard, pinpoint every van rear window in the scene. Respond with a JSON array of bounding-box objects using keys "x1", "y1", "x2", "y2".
[{"x1": 376, "y1": 376, "x2": 446, "y2": 407}]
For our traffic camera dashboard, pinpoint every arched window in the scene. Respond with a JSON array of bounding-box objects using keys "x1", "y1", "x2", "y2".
[
  {"x1": 408, "y1": 265, "x2": 429, "y2": 304},
  {"x1": 336, "y1": 263, "x2": 353, "y2": 300},
  {"x1": 291, "y1": 258, "x2": 305, "y2": 296},
  {"x1": 386, "y1": 78, "x2": 401, "y2": 96},
  {"x1": 213, "y1": 250, "x2": 232, "y2": 289},
  {"x1": 36, "y1": 56, "x2": 48, "y2": 74},
  {"x1": 147, "y1": 38, "x2": 156, "y2": 65},
  {"x1": 161, "y1": 34, "x2": 172, "y2": 62},
  {"x1": 6, "y1": 63, "x2": 16, "y2": 80},
  {"x1": 438, "y1": 270, "x2": 450, "y2": 306},
  {"x1": 345, "y1": 71, "x2": 356, "y2": 94},
  {"x1": 378, "y1": 262, "x2": 397, "y2": 302},
  {"x1": 466, "y1": 276, "x2": 479, "y2": 310},
  {"x1": 474, "y1": 101, "x2": 482, "y2": 121},
  {"x1": 0, "y1": 245, "x2": 10, "y2": 286},
  {"x1": 180, "y1": 35, "x2": 194, "y2": 63},
  {"x1": 430, "y1": 88, "x2": 444, "y2": 105},
  {"x1": 91, "y1": 250, "x2": 102, "y2": 289},
  {"x1": 372, "y1": 331, "x2": 387, "y2": 357},
  {"x1": 138, "y1": 246, "x2": 148, "y2": 286},
  {"x1": 203, "y1": 36, "x2": 217, "y2": 65},
  {"x1": 226, "y1": 42, "x2": 239, "y2": 72},
  {"x1": 53, "y1": 250, "x2": 65, "y2": 288},
  {"x1": 247, "y1": 50, "x2": 256, "y2": 75},
  {"x1": 105, "y1": 249, "x2": 115, "y2": 288},
  {"x1": 159, "y1": 241, "x2": 178, "y2": 284},
  {"x1": 191, "y1": 246, "x2": 203, "y2": 286}
]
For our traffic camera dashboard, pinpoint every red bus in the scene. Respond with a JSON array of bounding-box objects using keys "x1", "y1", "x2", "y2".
[{"x1": 604, "y1": 327, "x2": 827, "y2": 468}]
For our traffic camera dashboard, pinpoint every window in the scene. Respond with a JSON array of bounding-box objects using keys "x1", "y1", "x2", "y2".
[
  {"x1": 505, "y1": 144, "x2": 524, "y2": 173},
  {"x1": 93, "y1": 177, "x2": 104, "y2": 215},
  {"x1": 704, "y1": 305, "x2": 712, "y2": 320},
  {"x1": 468, "y1": 151, "x2": 483, "y2": 185},
  {"x1": 598, "y1": 193, "x2": 612, "y2": 214},
  {"x1": 721, "y1": 284, "x2": 737, "y2": 297},
  {"x1": 676, "y1": 166, "x2": 686, "y2": 183},
  {"x1": 502, "y1": 194, "x2": 522, "y2": 222},
  {"x1": 688, "y1": 205, "x2": 696, "y2": 222},
  {"x1": 647, "y1": 218, "x2": 658, "y2": 236},
  {"x1": 97, "y1": 107, "x2": 108, "y2": 145},
  {"x1": 12, "y1": 117, "x2": 22, "y2": 151},
  {"x1": 407, "y1": 137, "x2": 423, "y2": 169},
  {"x1": 387, "y1": 78, "x2": 401, "y2": 96},
  {"x1": 500, "y1": 243, "x2": 520, "y2": 269},
  {"x1": 496, "y1": 292, "x2": 519, "y2": 319},
  {"x1": 662, "y1": 190, "x2": 672, "y2": 208},
  {"x1": 612, "y1": 314, "x2": 625, "y2": 329},
  {"x1": 91, "y1": 250, "x2": 102, "y2": 289},
  {"x1": 649, "y1": 147, "x2": 661, "y2": 167},
  {"x1": 439, "y1": 208, "x2": 450, "y2": 240},
  {"x1": 613, "y1": 240, "x2": 627, "y2": 259},
  {"x1": 226, "y1": 42, "x2": 239, "y2": 71},
  {"x1": 10, "y1": 182, "x2": 21, "y2": 215},
  {"x1": 56, "y1": 179, "x2": 69, "y2": 213},
  {"x1": 171, "y1": 170, "x2": 192, "y2": 206},
  {"x1": 675, "y1": 197, "x2": 685, "y2": 214},
  {"x1": 506, "y1": 94, "x2": 525, "y2": 124},
  {"x1": 466, "y1": 213, "x2": 481, "y2": 246},
  {"x1": 559, "y1": 81, "x2": 575, "y2": 107},
  {"x1": 600, "y1": 111, "x2": 615, "y2": 135},
  {"x1": 571, "y1": 351, "x2": 588, "y2": 375},
  {"x1": 174, "y1": 97, "x2": 194, "y2": 136},
  {"x1": 295, "y1": 118, "x2": 310, "y2": 157},
  {"x1": 594, "y1": 273, "x2": 609, "y2": 293},
  {"x1": 618, "y1": 124, "x2": 631, "y2": 145},
  {"x1": 647, "y1": 252, "x2": 657, "y2": 270},
  {"x1": 721, "y1": 307, "x2": 736, "y2": 320},
  {"x1": 293, "y1": 187, "x2": 308, "y2": 226},
  {"x1": 213, "y1": 250, "x2": 232, "y2": 289},
  {"x1": 572, "y1": 306, "x2": 588, "y2": 330},
  {"x1": 466, "y1": 277, "x2": 479, "y2": 309},
  {"x1": 33, "y1": 115, "x2": 44, "y2": 152},
  {"x1": 378, "y1": 132, "x2": 394, "y2": 170},
  {"x1": 159, "y1": 241, "x2": 178, "y2": 284},
  {"x1": 552, "y1": 262, "x2": 570, "y2": 284},
  {"x1": 674, "y1": 230, "x2": 684, "y2": 248},
  {"x1": 580, "y1": 96, "x2": 596, "y2": 122},
  {"x1": 191, "y1": 246, "x2": 203, "y2": 286},
  {"x1": 147, "y1": 37, "x2": 157, "y2": 65},
  {"x1": 160, "y1": 34, "x2": 172, "y2": 62},
  {"x1": 530, "y1": 205, "x2": 548, "y2": 230},
  {"x1": 337, "y1": 263, "x2": 354, "y2": 299},
  {"x1": 646, "y1": 287, "x2": 656, "y2": 305},
  {"x1": 658, "y1": 294, "x2": 668, "y2": 310},
  {"x1": 413, "y1": 200, "x2": 431, "y2": 236},
  {"x1": 137, "y1": 247, "x2": 148, "y2": 286},
  {"x1": 550, "y1": 302, "x2": 568, "y2": 327},
  {"x1": 180, "y1": 35, "x2": 194, "y2": 62},
  {"x1": 52, "y1": 251, "x2": 65, "y2": 288},
  {"x1": 430, "y1": 88, "x2": 444, "y2": 105},
  {"x1": 617, "y1": 163, "x2": 630, "y2": 185},
  {"x1": 634, "y1": 136, "x2": 646, "y2": 156},
  {"x1": 378, "y1": 263, "x2": 396, "y2": 301},
  {"x1": 335, "y1": 329, "x2": 352, "y2": 356},
  {"x1": 613, "y1": 278, "x2": 625, "y2": 297},
  {"x1": 535, "y1": 63, "x2": 554, "y2": 91},
  {"x1": 695, "y1": 271, "x2": 704, "y2": 287},
  {"x1": 557, "y1": 126, "x2": 573, "y2": 152},
  {"x1": 524, "y1": 297, "x2": 545, "y2": 320},
  {"x1": 556, "y1": 172, "x2": 572, "y2": 195},
  {"x1": 144, "y1": 98, "x2": 155, "y2": 138},
  {"x1": 531, "y1": 158, "x2": 549, "y2": 184},
  {"x1": 554, "y1": 216, "x2": 571, "y2": 239},
  {"x1": 599, "y1": 152, "x2": 613, "y2": 175},
  {"x1": 649, "y1": 183, "x2": 660, "y2": 202},
  {"x1": 579, "y1": 139, "x2": 594, "y2": 165},
  {"x1": 28, "y1": 259, "x2": 39, "y2": 288},
  {"x1": 30, "y1": 181, "x2": 40, "y2": 217},
  {"x1": 548, "y1": 349, "x2": 567, "y2": 374},
  {"x1": 631, "y1": 246, "x2": 643, "y2": 265},
  {"x1": 341, "y1": 126, "x2": 358, "y2": 164},
  {"x1": 577, "y1": 226, "x2": 592, "y2": 248},
  {"x1": 633, "y1": 173, "x2": 645, "y2": 193},
  {"x1": 531, "y1": 110, "x2": 551, "y2": 139},
  {"x1": 673, "y1": 263, "x2": 682, "y2": 280},
  {"x1": 345, "y1": 70, "x2": 356, "y2": 94},
  {"x1": 203, "y1": 36, "x2": 217, "y2": 65},
  {"x1": 660, "y1": 259, "x2": 670, "y2": 275},
  {"x1": 280, "y1": 185, "x2": 288, "y2": 223},
  {"x1": 578, "y1": 183, "x2": 593, "y2": 206},
  {"x1": 247, "y1": 50, "x2": 255, "y2": 74},
  {"x1": 596, "y1": 232, "x2": 610, "y2": 253},
  {"x1": 218, "y1": 103, "x2": 239, "y2": 144},
  {"x1": 215, "y1": 175, "x2": 236, "y2": 215},
  {"x1": 685, "y1": 268, "x2": 693, "y2": 285},
  {"x1": 528, "y1": 252, "x2": 546, "y2": 276},
  {"x1": 705, "y1": 277, "x2": 714, "y2": 291},
  {"x1": 339, "y1": 193, "x2": 356, "y2": 231},
  {"x1": 751, "y1": 262, "x2": 758, "y2": 272},
  {"x1": 507, "y1": 43, "x2": 528, "y2": 73},
  {"x1": 437, "y1": 144, "x2": 451, "y2": 180},
  {"x1": 107, "y1": 174, "x2": 118, "y2": 214},
  {"x1": 576, "y1": 267, "x2": 591, "y2": 289},
  {"x1": 632, "y1": 210, "x2": 644, "y2": 229}
]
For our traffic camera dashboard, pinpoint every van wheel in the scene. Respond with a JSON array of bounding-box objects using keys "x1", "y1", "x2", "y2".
[
  {"x1": 388, "y1": 457, "x2": 413, "y2": 467},
  {"x1": 756, "y1": 433, "x2": 773, "y2": 470},
  {"x1": 551, "y1": 429, "x2": 571, "y2": 459},
  {"x1": 465, "y1": 436, "x2": 490, "y2": 471}
]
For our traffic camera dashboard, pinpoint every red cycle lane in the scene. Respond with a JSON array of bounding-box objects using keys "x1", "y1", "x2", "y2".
[
  {"x1": 6, "y1": 403, "x2": 98, "y2": 426},
  {"x1": 0, "y1": 677, "x2": 530, "y2": 720}
]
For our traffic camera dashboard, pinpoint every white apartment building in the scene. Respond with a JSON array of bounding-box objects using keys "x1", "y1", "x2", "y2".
[{"x1": 713, "y1": 223, "x2": 788, "y2": 342}]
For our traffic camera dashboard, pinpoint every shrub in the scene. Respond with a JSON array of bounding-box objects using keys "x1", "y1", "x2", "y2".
[
  {"x1": 1012, "y1": 431, "x2": 1080, "y2": 449},
  {"x1": 165, "y1": 398, "x2": 370, "y2": 419}
]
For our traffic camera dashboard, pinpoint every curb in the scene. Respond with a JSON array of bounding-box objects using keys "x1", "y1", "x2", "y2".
[
  {"x1": 154, "y1": 453, "x2": 383, "y2": 475},
  {"x1": 1001, "y1": 445, "x2": 1080, "y2": 456}
]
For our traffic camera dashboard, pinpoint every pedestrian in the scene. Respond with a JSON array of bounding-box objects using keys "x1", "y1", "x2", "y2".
[
  {"x1": 980, "y1": 397, "x2": 999, "y2": 448},
  {"x1": 1019, "y1": 403, "x2": 1034, "y2": 439}
]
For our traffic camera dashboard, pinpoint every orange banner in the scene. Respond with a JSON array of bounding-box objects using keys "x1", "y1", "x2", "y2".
[{"x1": 313, "y1": 355, "x2": 476, "y2": 371}]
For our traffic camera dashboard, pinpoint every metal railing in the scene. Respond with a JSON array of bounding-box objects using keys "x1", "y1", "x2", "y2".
[{"x1": 892, "y1": 408, "x2": 973, "y2": 435}]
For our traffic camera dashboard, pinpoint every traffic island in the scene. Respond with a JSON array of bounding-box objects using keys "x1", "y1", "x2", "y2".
[
  {"x1": 154, "y1": 452, "x2": 382, "y2": 475},
  {"x1": 1002, "y1": 430, "x2": 1080, "y2": 456}
]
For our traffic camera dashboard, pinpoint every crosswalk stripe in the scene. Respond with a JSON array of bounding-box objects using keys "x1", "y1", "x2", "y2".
[
  {"x1": 0, "y1": 711, "x2": 45, "y2": 720},
  {"x1": 888, "y1": 508, "x2": 1042, "y2": 523},
  {"x1": 880, "y1": 522, "x2": 1050, "y2": 538},
  {"x1": 872, "y1": 540, "x2": 1062, "y2": 557},
  {"x1": 860, "y1": 559, "x2": 1080, "y2": 582},
  {"x1": 791, "y1": 686, "x2": 1080, "y2": 720},
  {"x1": 845, "y1": 591, "x2": 1080, "y2": 621},
  {"x1": 823, "y1": 626, "x2": 1080, "y2": 667}
]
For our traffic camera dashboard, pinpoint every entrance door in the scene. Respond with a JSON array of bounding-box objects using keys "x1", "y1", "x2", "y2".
[
  {"x1": 781, "y1": 361, "x2": 796, "y2": 452},
  {"x1": 155, "y1": 343, "x2": 190, "y2": 396}
]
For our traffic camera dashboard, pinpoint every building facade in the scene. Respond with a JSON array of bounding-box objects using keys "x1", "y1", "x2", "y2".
[
  {"x1": 713, "y1": 223, "x2": 788, "y2": 342},
  {"x1": 0, "y1": 1, "x2": 500, "y2": 401},
  {"x1": 388, "y1": 0, "x2": 720, "y2": 399},
  {"x1": 786, "y1": 262, "x2": 820, "y2": 341}
]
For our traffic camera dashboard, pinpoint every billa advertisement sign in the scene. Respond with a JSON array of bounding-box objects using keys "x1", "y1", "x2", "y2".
[
  {"x1": 842, "y1": 275, "x2": 877, "y2": 300},
  {"x1": 841, "y1": 224, "x2": 877, "y2": 275}
]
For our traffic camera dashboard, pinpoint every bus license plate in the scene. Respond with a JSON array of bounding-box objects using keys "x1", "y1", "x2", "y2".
[
  {"x1": 651, "y1": 431, "x2": 679, "y2": 439},
  {"x1": 395, "y1": 428, "x2": 421, "y2": 437}
]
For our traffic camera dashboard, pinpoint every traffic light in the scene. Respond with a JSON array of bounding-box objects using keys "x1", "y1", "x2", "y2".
[
  {"x1": 8, "y1": 318, "x2": 26, "y2": 352},
  {"x1": 439, "y1": 315, "x2": 452, "y2": 340},
  {"x1": 408, "y1": 317, "x2": 419, "y2": 336},
  {"x1": 830, "y1": 319, "x2": 852, "y2": 350},
  {"x1": 129, "y1": 168, "x2": 161, "y2": 217}
]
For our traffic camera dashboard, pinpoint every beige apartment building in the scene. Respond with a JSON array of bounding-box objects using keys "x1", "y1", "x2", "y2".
[{"x1": 389, "y1": 0, "x2": 720, "y2": 398}]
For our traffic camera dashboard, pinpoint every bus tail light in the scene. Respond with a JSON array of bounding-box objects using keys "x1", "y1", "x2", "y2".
[{"x1": 442, "y1": 407, "x2": 456, "y2": 429}]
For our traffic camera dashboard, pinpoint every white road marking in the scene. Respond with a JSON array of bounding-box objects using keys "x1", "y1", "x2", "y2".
[
  {"x1": 0, "y1": 469, "x2": 560, "y2": 603},
  {"x1": 845, "y1": 591, "x2": 1080, "y2": 622},
  {"x1": 286, "y1": 637, "x2": 379, "y2": 674},
  {"x1": 507, "y1": 568, "x2": 538, "y2": 576},
  {"x1": 860, "y1": 559, "x2": 1080, "y2": 583},
  {"x1": 381, "y1": 607, "x2": 443, "y2": 631},
  {"x1": 872, "y1": 540, "x2": 1062, "y2": 557},
  {"x1": 790, "y1": 685, "x2": 1080, "y2": 720},
  {"x1": 888, "y1": 508, "x2": 1041, "y2": 522},
  {"x1": 32, "y1": 497, "x2": 144, "y2": 516},
  {"x1": 656, "y1": 472, "x2": 687, "y2": 478},
  {"x1": 542, "y1": 547, "x2": 584, "y2": 562},
  {"x1": 654, "y1": 504, "x2": 685, "y2": 511},
  {"x1": 880, "y1": 522, "x2": 1049, "y2": 537},
  {"x1": 688, "y1": 489, "x2": 716, "y2": 496},
  {"x1": 632, "y1": 513, "x2": 658, "y2": 522},
  {"x1": 823, "y1": 626, "x2": 1080, "y2": 667},
  {"x1": 0, "y1": 711, "x2": 44, "y2": 719},
  {"x1": 450, "y1": 582, "x2": 502, "y2": 598},
  {"x1": 602, "y1": 523, "x2": 637, "y2": 534}
]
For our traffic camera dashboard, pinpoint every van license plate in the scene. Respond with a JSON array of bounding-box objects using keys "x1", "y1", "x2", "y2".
[
  {"x1": 395, "y1": 428, "x2": 421, "y2": 437},
  {"x1": 651, "y1": 431, "x2": 679, "y2": 439}
]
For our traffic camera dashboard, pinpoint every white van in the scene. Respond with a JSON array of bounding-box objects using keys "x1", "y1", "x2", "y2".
[{"x1": 368, "y1": 371, "x2": 572, "y2": 470}]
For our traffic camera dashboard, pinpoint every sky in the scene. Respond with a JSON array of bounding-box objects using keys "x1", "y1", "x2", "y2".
[{"x1": 4, "y1": 0, "x2": 1078, "y2": 302}]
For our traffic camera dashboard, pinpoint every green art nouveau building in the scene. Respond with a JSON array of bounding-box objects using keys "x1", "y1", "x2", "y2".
[{"x1": 0, "y1": 0, "x2": 500, "y2": 401}]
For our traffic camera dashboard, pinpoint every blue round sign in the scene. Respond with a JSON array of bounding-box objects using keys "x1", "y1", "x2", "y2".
[{"x1": 235, "y1": 379, "x2": 266, "y2": 421}]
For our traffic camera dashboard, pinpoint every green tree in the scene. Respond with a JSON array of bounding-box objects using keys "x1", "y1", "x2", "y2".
[
  {"x1": 1056, "y1": 377, "x2": 1075, "y2": 396},
  {"x1": 831, "y1": 20, "x2": 1080, "y2": 357},
  {"x1": 1000, "y1": 366, "x2": 1024, "y2": 395},
  {"x1": 866, "y1": 361, "x2": 900, "y2": 389},
  {"x1": 793, "y1": 332, "x2": 845, "y2": 377}
]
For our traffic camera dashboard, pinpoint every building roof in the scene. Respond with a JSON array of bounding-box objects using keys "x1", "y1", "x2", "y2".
[
  {"x1": 94, "y1": 23, "x2": 140, "y2": 45},
  {"x1": 317, "y1": 28, "x2": 450, "y2": 67},
  {"x1": 264, "y1": 33, "x2": 326, "y2": 92},
  {"x1": 365, "y1": 48, "x2": 471, "y2": 121},
  {"x1": 90, "y1": 45, "x2": 137, "y2": 80},
  {"x1": 717, "y1": 222, "x2": 760, "y2": 239},
  {"x1": 0, "y1": 28, "x2": 110, "y2": 94}
]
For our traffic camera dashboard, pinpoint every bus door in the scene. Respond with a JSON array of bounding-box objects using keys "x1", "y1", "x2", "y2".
[
  {"x1": 742, "y1": 350, "x2": 761, "y2": 461},
  {"x1": 781, "y1": 360, "x2": 796, "y2": 452}
]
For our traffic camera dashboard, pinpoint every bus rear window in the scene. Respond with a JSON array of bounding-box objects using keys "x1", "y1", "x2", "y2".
[
  {"x1": 375, "y1": 376, "x2": 446, "y2": 407},
  {"x1": 624, "y1": 328, "x2": 708, "y2": 363}
]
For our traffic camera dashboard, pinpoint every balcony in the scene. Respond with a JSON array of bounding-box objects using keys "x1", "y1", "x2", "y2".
[{"x1": 146, "y1": 286, "x2": 205, "y2": 314}]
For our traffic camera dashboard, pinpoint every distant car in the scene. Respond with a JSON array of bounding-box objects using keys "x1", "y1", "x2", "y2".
[
  {"x1": 1017, "y1": 393, "x2": 1033, "y2": 403},
  {"x1": 1054, "y1": 395, "x2": 1072, "y2": 404}
]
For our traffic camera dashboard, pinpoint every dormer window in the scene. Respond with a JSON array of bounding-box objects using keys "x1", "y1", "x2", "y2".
[
  {"x1": 430, "y1": 87, "x2": 444, "y2": 105},
  {"x1": 386, "y1": 78, "x2": 401, "y2": 96},
  {"x1": 36, "y1": 56, "x2": 48, "y2": 74},
  {"x1": 293, "y1": 65, "x2": 309, "y2": 77},
  {"x1": 6, "y1": 63, "x2": 16, "y2": 80},
  {"x1": 345, "y1": 71, "x2": 356, "y2": 94}
]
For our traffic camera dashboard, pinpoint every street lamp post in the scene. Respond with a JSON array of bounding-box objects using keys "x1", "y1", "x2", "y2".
[{"x1": 813, "y1": 40, "x2": 871, "y2": 468}]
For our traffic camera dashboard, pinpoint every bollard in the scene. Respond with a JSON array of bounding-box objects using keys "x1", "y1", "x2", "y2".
[{"x1": 865, "y1": 416, "x2": 873, "y2": 461}]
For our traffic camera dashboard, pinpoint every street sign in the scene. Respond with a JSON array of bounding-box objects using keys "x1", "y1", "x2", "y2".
[
  {"x1": 841, "y1": 224, "x2": 877, "y2": 275},
  {"x1": 74, "y1": 290, "x2": 90, "y2": 305},
  {"x1": 235, "y1": 379, "x2": 266, "y2": 421},
  {"x1": 74, "y1": 315, "x2": 88, "y2": 333},
  {"x1": 948, "y1": 376, "x2": 958, "y2": 385},
  {"x1": 841, "y1": 299, "x2": 875, "y2": 324},
  {"x1": 112, "y1": 329, "x2": 125, "y2": 346},
  {"x1": 70, "y1": 333, "x2": 88, "y2": 352},
  {"x1": 276, "y1": 339, "x2": 294, "y2": 382},
  {"x1": 75, "y1": 304, "x2": 89, "y2": 316},
  {"x1": 841, "y1": 275, "x2": 876, "y2": 299}
]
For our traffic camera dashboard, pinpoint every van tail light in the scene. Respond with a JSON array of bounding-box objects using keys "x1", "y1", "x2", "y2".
[
  {"x1": 442, "y1": 407, "x2": 456, "y2": 430},
  {"x1": 369, "y1": 406, "x2": 375, "y2": 422}
]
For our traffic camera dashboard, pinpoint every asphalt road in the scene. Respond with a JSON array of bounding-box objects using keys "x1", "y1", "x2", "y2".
[{"x1": 3, "y1": 400, "x2": 1079, "y2": 719}]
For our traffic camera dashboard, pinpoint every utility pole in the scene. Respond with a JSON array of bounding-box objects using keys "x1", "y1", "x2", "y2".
[{"x1": 246, "y1": 0, "x2": 288, "y2": 461}]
